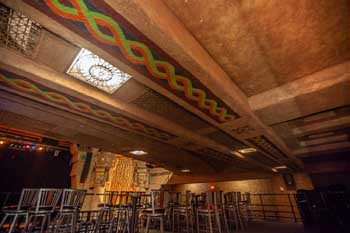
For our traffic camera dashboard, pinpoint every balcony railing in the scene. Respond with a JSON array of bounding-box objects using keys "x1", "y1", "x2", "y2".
[{"x1": 249, "y1": 193, "x2": 301, "y2": 222}]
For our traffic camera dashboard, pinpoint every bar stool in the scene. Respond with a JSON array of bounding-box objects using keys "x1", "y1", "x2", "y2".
[
  {"x1": 224, "y1": 192, "x2": 245, "y2": 231},
  {"x1": 216, "y1": 191, "x2": 229, "y2": 233},
  {"x1": 172, "y1": 191, "x2": 193, "y2": 233},
  {"x1": 25, "y1": 188, "x2": 62, "y2": 233},
  {"x1": 76, "y1": 210, "x2": 100, "y2": 233},
  {"x1": 94, "y1": 191, "x2": 119, "y2": 233},
  {"x1": 238, "y1": 192, "x2": 250, "y2": 229},
  {"x1": 93, "y1": 208, "x2": 114, "y2": 233},
  {"x1": 141, "y1": 191, "x2": 166, "y2": 233},
  {"x1": 52, "y1": 189, "x2": 86, "y2": 233},
  {"x1": 0, "y1": 189, "x2": 39, "y2": 233},
  {"x1": 196, "y1": 191, "x2": 228, "y2": 233},
  {"x1": 111, "y1": 192, "x2": 131, "y2": 233},
  {"x1": 224, "y1": 192, "x2": 238, "y2": 231}
]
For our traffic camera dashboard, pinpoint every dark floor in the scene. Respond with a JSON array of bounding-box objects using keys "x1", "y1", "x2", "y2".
[
  {"x1": 152, "y1": 222, "x2": 316, "y2": 233},
  {"x1": 245, "y1": 222, "x2": 314, "y2": 233}
]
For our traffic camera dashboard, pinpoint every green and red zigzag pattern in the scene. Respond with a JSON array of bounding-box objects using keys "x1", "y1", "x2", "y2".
[
  {"x1": 29, "y1": 0, "x2": 239, "y2": 123},
  {"x1": 0, "y1": 71, "x2": 174, "y2": 141}
]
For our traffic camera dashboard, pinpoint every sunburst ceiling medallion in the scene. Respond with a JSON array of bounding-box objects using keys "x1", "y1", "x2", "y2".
[{"x1": 67, "y1": 48, "x2": 131, "y2": 93}]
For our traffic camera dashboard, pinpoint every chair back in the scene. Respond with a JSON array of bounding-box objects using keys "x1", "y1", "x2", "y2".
[
  {"x1": 34, "y1": 188, "x2": 62, "y2": 213},
  {"x1": 102, "y1": 191, "x2": 118, "y2": 208},
  {"x1": 116, "y1": 191, "x2": 130, "y2": 208},
  {"x1": 138, "y1": 193, "x2": 150, "y2": 208},
  {"x1": 224, "y1": 192, "x2": 231, "y2": 205},
  {"x1": 204, "y1": 191, "x2": 223, "y2": 210},
  {"x1": 18, "y1": 189, "x2": 39, "y2": 210},
  {"x1": 243, "y1": 192, "x2": 251, "y2": 204},
  {"x1": 185, "y1": 191, "x2": 192, "y2": 207},
  {"x1": 150, "y1": 190, "x2": 164, "y2": 214},
  {"x1": 215, "y1": 191, "x2": 224, "y2": 206},
  {"x1": 225, "y1": 191, "x2": 241, "y2": 205},
  {"x1": 235, "y1": 191, "x2": 242, "y2": 203},
  {"x1": 60, "y1": 189, "x2": 86, "y2": 212},
  {"x1": 205, "y1": 191, "x2": 214, "y2": 209}
]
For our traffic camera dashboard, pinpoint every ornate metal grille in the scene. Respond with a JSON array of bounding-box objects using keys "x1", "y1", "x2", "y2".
[
  {"x1": 67, "y1": 48, "x2": 131, "y2": 93},
  {"x1": 109, "y1": 157, "x2": 135, "y2": 191},
  {"x1": 0, "y1": 4, "x2": 42, "y2": 56}
]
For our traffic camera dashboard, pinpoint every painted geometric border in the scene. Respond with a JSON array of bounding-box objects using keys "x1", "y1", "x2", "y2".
[
  {"x1": 0, "y1": 69, "x2": 175, "y2": 141},
  {"x1": 23, "y1": 0, "x2": 239, "y2": 123}
]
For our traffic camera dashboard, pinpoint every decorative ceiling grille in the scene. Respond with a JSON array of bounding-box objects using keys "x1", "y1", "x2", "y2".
[
  {"x1": 196, "y1": 147, "x2": 256, "y2": 170},
  {"x1": 248, "y1": 152, "x2": 280, "y2": 168},
  {"x1": 0, "y1": 3, "x2": 42, "y2": 56},
  {"x1": 67, "y1": 48, "x2": 131, "y2": 93},
  {"x1": 132, "y1": 88, "x2": 212, "y2": 130},
  {"x1": 246, "y1": 135, "x2": 289, "y2": 159},
  {"x1": 206, "y1": 130, "x2": 247, "y2": 150}
]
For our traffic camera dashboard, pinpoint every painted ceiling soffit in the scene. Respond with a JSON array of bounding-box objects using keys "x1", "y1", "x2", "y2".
[
  {"x1": 1, "y1": 0, "x2": 298, "y2": 170},
  {"x1": 24, "y1": 0, "x2": 239, "y2": 123},
  {"x1": 0, "y1": 69, "x2": 175, "y2": 141}
]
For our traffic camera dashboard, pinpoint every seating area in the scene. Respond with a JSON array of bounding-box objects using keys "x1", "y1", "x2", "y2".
[{"x1": 0, "y1": 189, "x2": 255, "y2": 233}]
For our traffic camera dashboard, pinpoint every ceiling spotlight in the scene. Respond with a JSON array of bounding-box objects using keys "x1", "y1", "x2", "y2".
[
  {"x1": 129, "y1": 150, "x2": 148, "y2": 156},
  {"x1": 180, "y1": 169, "x2": 191, "y2": 173},
  {"x1": 238, "y1": 148, "x2": 257, "y2": 154},
  {"x1": 274, "y1": 165, "x2": 287, "y2": 170},
  {"x1": 38, "y1": 147, "x2": 43, "y2": 151},
  {"x1": 0, "y1": 140, "x2": 4, "y2": 145},
  {"x1": 231, "y1": 151, "x2": 245, "y2": 159}
]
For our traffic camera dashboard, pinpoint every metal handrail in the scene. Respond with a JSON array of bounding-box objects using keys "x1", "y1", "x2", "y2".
[{"x1": 248, "y1": 193, "x2": 300, "y2": 222}]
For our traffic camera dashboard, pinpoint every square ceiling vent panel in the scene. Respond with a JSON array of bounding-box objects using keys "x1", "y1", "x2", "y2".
[{"x1": 67, "y1": 48, "x2": 131, "y2": 93}]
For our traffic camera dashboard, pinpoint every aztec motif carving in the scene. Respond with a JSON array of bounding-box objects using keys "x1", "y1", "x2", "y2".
[
  {"x1": 0, "y1": 70, "x2": 174, "y2": 141},
  {"x1": 25, "y1": 0, "x2": 239, "y2": 123}
]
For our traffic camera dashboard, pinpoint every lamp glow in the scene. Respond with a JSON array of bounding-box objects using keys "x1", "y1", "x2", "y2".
[
  {"x1": 129, "y1": 150, "x2": 148, "y2": 156},
  {"x1": 231, "y1": 151, "x2": 245, "y2": 159},
  {"x1": 238, "y1": 148, "x2": 257, "y2": 154},
  {"x1": 180, "y1": 169, "x2": 191, "y2": 173}
]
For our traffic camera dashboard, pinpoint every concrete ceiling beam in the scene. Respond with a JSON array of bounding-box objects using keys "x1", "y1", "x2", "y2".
[
  {"x1": 293, "y1": 141, "x2": 350, "y2": 156},
  {"x1": 292, "y1": 115, "x2": 350, "y2": 136},
  {"x1": 249, "y1": 62, "x2": 350, "y2": 125}
]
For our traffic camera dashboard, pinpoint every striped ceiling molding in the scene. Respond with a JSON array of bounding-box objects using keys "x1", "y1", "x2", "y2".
[
  {"x1": 24, "y1": 0, "x2": 239, "y2": 123},
  {"x1": 0, "y1": 69, "x2": 175, "y2": 141},
  {"x1": 246, "y1": 135, "x2": 288, "y2": 160}
]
